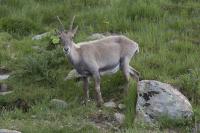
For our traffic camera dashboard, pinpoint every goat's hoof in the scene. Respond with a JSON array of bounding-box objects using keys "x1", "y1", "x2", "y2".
[
  {"x1": 96, "y1": 100, "x2": 104, "y2": 107},
  {"x1": 81, "y1": 101, "x2": 86, "y2": 106},
  {"x1": 81, "y1": 99, "x2": 90, "y2": 105},
  {"x1": 96, "y1": 103, "x2": 102, "y2": 107}
]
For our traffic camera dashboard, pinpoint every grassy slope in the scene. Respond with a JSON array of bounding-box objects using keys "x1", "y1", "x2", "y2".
[{"x1": 0, "y1": 0, "x2": 200, "y2": 132}]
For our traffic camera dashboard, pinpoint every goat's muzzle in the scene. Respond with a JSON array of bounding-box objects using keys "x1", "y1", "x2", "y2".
[{"x1": 63, "y1": 48, "x2": 70, "y2": 55}]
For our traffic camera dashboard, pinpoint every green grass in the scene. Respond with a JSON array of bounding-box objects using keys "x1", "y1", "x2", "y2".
[
  {"x1": 0, "y1": 0, "x2": 200, "y2": 132},
  {"x1": 124, "y1": 80, "x2": 137, "y2": 128}
]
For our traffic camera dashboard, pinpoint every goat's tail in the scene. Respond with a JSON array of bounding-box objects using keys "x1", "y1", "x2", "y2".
[
  {"x1": 129, "y1": 66, "x2": 140, "y2": 82},
  {"x1": 135, "y1": 43, "x2": 139, "y2": 54}
]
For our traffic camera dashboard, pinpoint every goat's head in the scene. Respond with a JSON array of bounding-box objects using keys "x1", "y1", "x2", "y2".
[{"x1": 56, "y1": 16, "x2": 78, "y2": 54}]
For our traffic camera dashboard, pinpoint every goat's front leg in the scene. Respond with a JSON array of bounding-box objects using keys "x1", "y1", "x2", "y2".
[
  {"x1": 82, "y1": 77, "x2": 90, "y2": 104},
  {"x1": 93, "y1": 73, "x2": 104, "y2": 107}
]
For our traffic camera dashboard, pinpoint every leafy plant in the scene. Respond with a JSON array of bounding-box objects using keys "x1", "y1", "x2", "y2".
[{"x1": 50, "y1": 35, "x2": 59, "y2": 45}]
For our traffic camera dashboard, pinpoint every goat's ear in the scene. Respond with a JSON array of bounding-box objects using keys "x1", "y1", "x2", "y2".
[{"x1": 72, "y1": 26, "x2": 78, "y2": 36}]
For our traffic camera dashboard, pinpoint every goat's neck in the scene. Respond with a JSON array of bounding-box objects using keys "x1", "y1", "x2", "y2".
[{"x1": 67, "y1": 42, "x2": 80, "y2": 66}]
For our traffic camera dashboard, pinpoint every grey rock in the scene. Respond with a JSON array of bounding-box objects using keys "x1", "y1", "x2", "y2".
[
  {"x1": 0, "y1": 129, "x2": 21, "y2": 133},
  {"x1": 136, "y1": 80, "x2": 193, "y2": 123},
  {"x1": 103, "y1": 101, "x2": 116, "y2": 108},
  {"x1": 31, "y1": 46, "x2": 40, "y2": 50},
  {"x1": 87, "y1": 33, "x2": 105, "y2": 41},
  {"x1": 114, "y1": 113, "x2": 125, "y2": 124},
  {"x1": 0, "y1": 83, "x2": 12, "y2": 96},
  {"x1": 49, "y1": 99, "x2": 68, "y2": 109},
  {"x1": 0, "y1": 91, "x2": 13, "y2": 96},
  {"x1": 0, "y1": 74, "x2": 10, "y2": 80},
  {"x1": 118, "y1": 104, "x2": 126, "y2": 110},
  {"x1": 0, "y1": 83, "x2": 8, "y2": 92},
  {"x1": 32, "y1": 32, "x2": 50, "y2": 40}
]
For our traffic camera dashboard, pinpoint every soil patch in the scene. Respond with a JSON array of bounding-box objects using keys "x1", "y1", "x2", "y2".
[
  {"x1": 0, "y1": 67, "x2": 10, "y2": 75},
  {"x1": 0, "y1": 98, "x2": 30, "y2": 113},
  {"x1": 89, "y1": 112, "x2": 120, "y2": 131}
]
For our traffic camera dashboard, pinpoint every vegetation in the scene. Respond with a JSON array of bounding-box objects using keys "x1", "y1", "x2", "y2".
[{"x1": 0, "y1": 0, "x2": 199, "y2": 132}]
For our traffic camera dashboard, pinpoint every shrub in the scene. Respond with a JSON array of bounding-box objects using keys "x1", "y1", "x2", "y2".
[
  {"x1": 171, "y1": 0, "x2": 190, "y2": 4},
  {"x1": 0, "y1": 6, "x2": 11, "y2": 18},
  {"x1": 70, "y1": 0, "x2": 111, "y2": 8},
  {"x1": 14, "y1": 49, "x2": 67, "y2": 85},
  {"x1": 0, "y1": 0, "x2": 24, "y2": 9},
  {"x1": 0, "y1": 17, "x2": 40, "y2": 37},
  {"x1": 177, "y1": 69, "x2": 200, "y2": 105},
  {"x1": 158, "y1": 115, "x2": 193, "y2": 132},
  {"x1": 41, "y1": 7, "x2": 68, "y2": 26},
  {"x1": 0, "y1": 32, "x2": 12, "y2": 41},
  {"x1": 168, "y1": 17, "x2": 187, "y2": 31},
  {"x1": 125, "y1": 0, "x2": 162, "y2": 20}
]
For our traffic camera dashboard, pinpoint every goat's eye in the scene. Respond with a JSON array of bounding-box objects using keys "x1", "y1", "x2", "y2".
[{"x1": 61, "y1": 40, "x2": 64, "y2": 44}]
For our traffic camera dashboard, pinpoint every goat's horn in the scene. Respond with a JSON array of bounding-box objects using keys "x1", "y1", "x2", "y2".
[
  {"x1": 69, "y1": 16, "x2": 76, "y2": 30},
  {"x1": 56, "y1": 16, "x2": 64, "y2": 31}
]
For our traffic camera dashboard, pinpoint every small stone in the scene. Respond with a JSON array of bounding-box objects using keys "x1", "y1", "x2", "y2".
[
  {"x1": 6, "y1": 44, "x2": 11, "y2": 48},
  {"x1": 0, "y1": 129, "x2": 21, "y2": 133},
  {"x1": 103, "y1": 101, "x2": 116, "y2": 108},
  {"x1": 98, "y1": 109, "x2": 102, "y2": 113},
  {"x1": 118, "y1": 104, "x2": 126, "y2": 110},
  {"x1": 31, "y1": 115, "x2": 36, "y2": 119},
  {"x1": 0, "y1": 75, "x2": 10, "y2": 80},
  {"x1": 32, "y1": 32, "x2": 50, "y2": 40},
  {"x1": 31, "y1": 46, "x2": 40, "y2": 50},
  {"x1": 0, "y1": 91, "x2": 13, "y2": 96},
  {"x1": 0, "y1": 83, "x2": 8, "y2": 92},
  {"x1": 114, "y1": 113, "x2": 125, "y2": 124},
  {"x1": 50, "y1": 99, "x2": 68, "y2": 109}
]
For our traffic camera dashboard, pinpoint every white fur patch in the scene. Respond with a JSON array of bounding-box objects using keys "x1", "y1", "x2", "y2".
[{"x1": 100, "y1": 65, "x2": 120, "y2": 76}]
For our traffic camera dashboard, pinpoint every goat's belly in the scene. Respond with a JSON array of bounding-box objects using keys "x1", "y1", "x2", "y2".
[
  {"x1": 76, "y1": 69, "x2": 91, "y2": 77},
  {"x1": 99, "y1": 64, "x2": 120, "y2": 76}
]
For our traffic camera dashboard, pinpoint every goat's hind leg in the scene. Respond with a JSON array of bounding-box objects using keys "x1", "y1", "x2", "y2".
[
  {"x1": 82, "y1": 77, "x2": 90, "y2": 105},
  {"x1": 129, "y1": 66, "x2": 140, "y2": 82},
  {"x1": 121, "y1": 57, "x2": 131, "y2": 94},
  {"x1": 93, "y1": 72, "x2": 104, "y2": 107}
]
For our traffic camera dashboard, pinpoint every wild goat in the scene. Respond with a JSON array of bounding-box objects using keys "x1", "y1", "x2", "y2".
[{"x1": 57, "y1": 16, "x2": 140, "y2": 107}]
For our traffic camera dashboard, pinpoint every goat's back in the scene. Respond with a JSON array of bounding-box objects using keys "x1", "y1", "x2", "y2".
[
  {"x1": 77, "y1": 35, "x2": 138, "y2": 69},
  {"x1": 78, "y1": 35, "x2": 138, "y2": 54}
]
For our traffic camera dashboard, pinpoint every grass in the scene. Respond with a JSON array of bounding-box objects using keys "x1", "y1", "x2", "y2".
[
  {"x1": 0, "y1": 0, "x2": 200, "y2": 132},
  {"x1": 124, "y1": 80, "x2": 137, "y2": 127}
]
